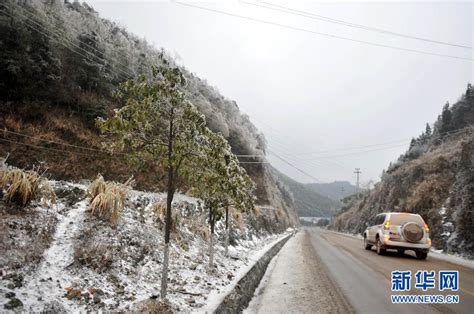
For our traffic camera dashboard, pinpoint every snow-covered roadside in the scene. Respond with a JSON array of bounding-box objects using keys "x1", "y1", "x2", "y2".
[
  {"x1": 202, "y1": 231, "x2": 292, "y2": 312},
  {"x1": 1, "y1": 180, "x2": 292, "y2": 312},
  {"x1": 324, "y1": 228, "x2": 474, "y2": 269},
  {"x1": 243, "y1": 238, "x2": 281, "y2": 313},
  {"x1": 429, "y1": 250, "x2": 474, "y2": 269}
]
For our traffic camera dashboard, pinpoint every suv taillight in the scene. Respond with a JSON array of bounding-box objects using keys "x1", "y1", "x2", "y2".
[{"x1": 424, "y1": 223, "x2": 429, "y2": 233}]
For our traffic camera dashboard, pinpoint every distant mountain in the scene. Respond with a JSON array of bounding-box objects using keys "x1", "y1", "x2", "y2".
[
  {"x1": 306, "y1": 181, "x2": 358, "y2": 202},
  {"x1": 271, "y1": 167, "x2": 341, "y2": 217}
]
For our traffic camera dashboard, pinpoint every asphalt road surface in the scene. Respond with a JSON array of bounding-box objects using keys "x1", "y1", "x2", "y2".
[{"x1": 249, "y1": 228, "x2": 474, "y2": 313}]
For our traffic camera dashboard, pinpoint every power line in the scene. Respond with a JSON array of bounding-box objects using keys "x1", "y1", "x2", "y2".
[
  {"x1": 293, "y1": 138, "x2": 411, "y2": 156},
  {"x1": 245, "y1": 0, "x2": 473, "y2": 50},
  {"x1": 246, "y1": 119, "x2": 351, "y2": 171},
  {"x1": 237, "y1": 125, "x2": 472, "y2": 158},
  {"x1": 308, "y1": 142, "x2": 409, "y2": 159},
  {"x1": 267, "y1": 149, "x2": 321, "y2": 182},
  {"x1": 233, "y1": 121, "x2": 342, "y2": 172},
  {"x1": 0, "y1": 132, "x2": 264, "y2": 165},
  {"x1": 235, "y1": 125, "x2": 474, "y2": 183},
  {"x1": 266, "y1": 138, "x2": 349, "y2": 172},
  {"x1": 237, "y1": 140, "x2": 408, "y2": 160},
  {"x1": 0, "y1": 137, "x2": 114, "y2": 158},
  {"x1": 0, "y1": 129, "x2": 126, "y2": 155},
  {"x1": 175, "y1": 1, "x2": 473, "y2": 61},
  {"x1": 238, "y1": 141, "x2": 408, "y2": 170},
  {"x1": 258, "y1": 136, "x2": 342, "y2": 175},
  {"x1": 1, "y1": 135, "x2": 320, "y2": 212}
]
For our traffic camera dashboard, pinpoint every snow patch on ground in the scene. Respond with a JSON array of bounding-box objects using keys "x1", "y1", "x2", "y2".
[
  {"x1": 19, "y1": 200, "x2": 88, "y2": 312},
  {"x1": 429, "y1": 249, "x2": 474, "y2": 269},
  {"x1": 203, "y1": 233, "x2": 291, "y2": 313}
]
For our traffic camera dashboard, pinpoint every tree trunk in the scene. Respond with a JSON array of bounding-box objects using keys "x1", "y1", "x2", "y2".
[
  {"x1": 161, "y1": 108, "x2": 174, "y2": 300},
  {"x1": 208, "y1": 209, "x2": 215, "y2": 271},
  {"x1": 161, "y1": 241, "x2": 170, "y2": 299},
  {"x1": 139, "y1": 205, "x2": 145, "y2": 223},
  {"x1": 224, "y1": 207, "x2": 229, "y2": 256}
]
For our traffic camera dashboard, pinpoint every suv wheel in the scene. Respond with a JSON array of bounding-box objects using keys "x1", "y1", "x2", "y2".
[
  {"x1": 364, "y1": 237, "x2": 372, "y2": 250},
  {"x1": 416, "y1": 251, "x2": 428, "y2": 260},
  {"x1": 376, "y1": 236, "x2": 386, "y2": 255}
]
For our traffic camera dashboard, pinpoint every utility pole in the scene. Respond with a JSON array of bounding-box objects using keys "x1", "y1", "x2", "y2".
[{"x1": 354, "y1": 168, "x2": 361, "y2": 200}]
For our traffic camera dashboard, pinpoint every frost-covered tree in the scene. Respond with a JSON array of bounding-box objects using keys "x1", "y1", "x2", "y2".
[
  {"x1": 223, "y1": 159, "x2": 255, "y2": 256},
  {"x1": 97, "y1": 55, "x2": 211, "y2": 299},
  {"x1": 439, "y1": 102, "x2": 453, "y2": 135},
  {"x1": 425, "y1": 123, "x2": 432, "y2": 137},
  {"x1": 191, "y1": 130, "x2": 255, "y2": 269}
]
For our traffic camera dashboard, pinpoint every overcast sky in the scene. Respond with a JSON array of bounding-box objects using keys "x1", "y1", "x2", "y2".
[{"x1": 88, "y1": 0, "x2": 473, "y2": 186}]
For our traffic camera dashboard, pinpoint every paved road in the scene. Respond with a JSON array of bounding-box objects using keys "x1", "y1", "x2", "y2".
[
  {"x1": 248, "y1": 228, "x2": 474, "y2": 313},
  {"x1": 308, "y1": 228, "x2": 474, "y2": 314}
]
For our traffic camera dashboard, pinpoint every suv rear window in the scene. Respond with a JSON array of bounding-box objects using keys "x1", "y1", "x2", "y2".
[
  {"x1": 389, "y1": 213, "x2": 425, "y2": 225},
  {"x1": 374, "y1": 214, "x2": 385, "y2": 225}
]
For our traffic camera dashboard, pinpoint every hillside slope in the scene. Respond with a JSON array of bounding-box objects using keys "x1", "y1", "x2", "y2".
[
  {"x1": 0, "y1": 0, "x2": 297, "y2": 225},
  {"x1": 271, "y1": 167, "x2": 341, "y2": 217},
  {"x1": 331, "y1": 85, "x2": 474, "y2": 258},
  {"x1": 306, "y1": 181, "x2": 358, "y2": 202}
]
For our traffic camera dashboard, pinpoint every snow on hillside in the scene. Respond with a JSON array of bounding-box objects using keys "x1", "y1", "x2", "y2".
[{"x1": 0, "y1": 181, "x2": 287, "y2": 312}]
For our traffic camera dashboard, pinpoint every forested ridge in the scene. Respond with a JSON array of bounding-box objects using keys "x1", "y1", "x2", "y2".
[{"x1": 271, "y1": 167, "x2": 341, "y2": 217}]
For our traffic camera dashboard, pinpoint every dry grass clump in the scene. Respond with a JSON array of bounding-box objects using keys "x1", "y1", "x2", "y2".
[
  {"x1": 252, "y1": 206, "x2": 262, "y2": 217},
  {"x1": 88, "y1": 175, "x2": 134, "y2": 227},
  {"x1": 151, "y1": 201, "x2": 166, "y2": 221},
  {"x1": 0, "y1": 167, "x2": 56, "y2": 207},
  {"x1": 188, "y1": 221, "x2": 209, "y2": 241},
  {"x1": 88, "y1": 174, "x2": 107, "y2": 200},
  {"x1": 134, "y1": 299, "x2": 173, "y2": 314},
  {"x1": 231, "y1": 209, "x2": 245, "y2": 230},
  {"x1": 74, "y1": 241, "x2": 115, "y2": 271}
]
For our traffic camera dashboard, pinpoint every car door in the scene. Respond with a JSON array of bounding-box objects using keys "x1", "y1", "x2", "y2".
[
  {"x1": 369, "y1": 214, "x2": 384, "y2": 242},
  {"x1": 374, "y1": 214, "x2": 385, "y2": 240},
  {"x1": 367, "y1": 215, "x2": 377, "y2": 242}
]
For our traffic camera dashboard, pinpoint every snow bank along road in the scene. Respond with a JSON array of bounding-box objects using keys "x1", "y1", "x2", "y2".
[{"x1": 248, "y1": 228, "x2": 474, "y2": 313}]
